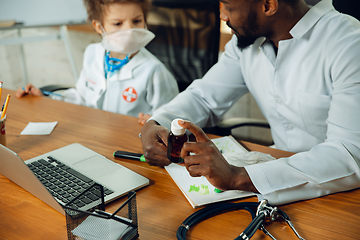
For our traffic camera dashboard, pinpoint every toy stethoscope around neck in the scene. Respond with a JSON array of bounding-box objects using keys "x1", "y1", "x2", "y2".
[
  {"x1": 105, "y1": 51, "x2": 129, "y2": 73},
  {"x1": 176, "y1": 199, "x2": 305, "y2": 240}
]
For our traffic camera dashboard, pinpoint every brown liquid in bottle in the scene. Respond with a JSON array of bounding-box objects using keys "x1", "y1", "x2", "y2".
[
  {"x1": 167, "y1": 132, "x2": 188, "y2": 163},
  {"x1": 167, "y1": 118, "x2": 188, "y2": 163}
]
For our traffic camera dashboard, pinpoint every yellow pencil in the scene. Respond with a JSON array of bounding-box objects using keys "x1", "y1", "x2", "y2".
[{"x1": 1, "y1": 94, "x2": 10, "y2": 120}]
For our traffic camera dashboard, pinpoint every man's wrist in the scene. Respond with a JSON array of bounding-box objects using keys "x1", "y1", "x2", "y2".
[
  {"x1": 232, "y1": 166, "x2": 259, "y2": 193},
  {"x1": 144, "y1": 119, "x2": 160, "y2": 126}
]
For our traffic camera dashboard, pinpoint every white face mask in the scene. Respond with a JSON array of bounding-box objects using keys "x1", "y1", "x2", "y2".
[{"x1": 101, "y1": 27, "x2": 155, "y2": 54}]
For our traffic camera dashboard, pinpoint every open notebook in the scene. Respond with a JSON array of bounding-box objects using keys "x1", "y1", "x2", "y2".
[
  {"x1": 165, "y1": 136, "x2": 255, "y2": 208},
  {"x1": 0, "y1": 143, "x2": 149, "y2": 214}
]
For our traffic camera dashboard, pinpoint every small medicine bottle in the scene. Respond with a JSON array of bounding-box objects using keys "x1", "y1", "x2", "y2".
[{"x1": 167, "y1": 118, "x2": 188, "y2": 163}]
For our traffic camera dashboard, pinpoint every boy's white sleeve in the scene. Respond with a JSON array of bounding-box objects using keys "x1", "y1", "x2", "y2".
[{"x1": 49, "y1": 69, "x2": 86, "y2": 105}]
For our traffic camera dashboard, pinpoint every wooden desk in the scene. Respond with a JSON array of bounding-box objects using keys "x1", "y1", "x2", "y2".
[{"x1": 0, "y1": 89, "x2": 359, "y2": 240}]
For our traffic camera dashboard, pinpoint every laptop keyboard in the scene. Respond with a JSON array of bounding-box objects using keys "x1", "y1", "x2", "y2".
[{"x1": 26, "y1": 156, "x2": 114, "y2": 209}]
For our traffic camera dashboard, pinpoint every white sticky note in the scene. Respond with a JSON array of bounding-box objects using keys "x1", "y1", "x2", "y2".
[{"x1": 20, "y1": 122, "x2": 58, "y2": 135}]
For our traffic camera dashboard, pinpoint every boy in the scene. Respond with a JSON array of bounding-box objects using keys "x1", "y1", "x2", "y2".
[{"x1": 16, "y1": 0, "x2": 178, "y2": 119}]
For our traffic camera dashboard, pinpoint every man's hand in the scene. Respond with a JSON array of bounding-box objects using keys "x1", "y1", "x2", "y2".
[
  {"x1": 15, "y1": 84, "x2": 43, "y2": 98},
  {"x1": 140, "y1": 120, "x2": 172, "y2": 166},
  {"x1": 179, "y1": 120, "x2": 258, "y2": 193}
]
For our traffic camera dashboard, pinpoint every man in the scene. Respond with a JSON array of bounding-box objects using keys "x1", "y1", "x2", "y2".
[{"x1": 140, "y1": 0, "x2": 360, "y2": 205}]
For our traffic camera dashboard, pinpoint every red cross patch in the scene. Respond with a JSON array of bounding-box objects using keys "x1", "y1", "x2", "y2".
[{"x1": 122, "y1": 87, "x2": 138, "y2": 103}]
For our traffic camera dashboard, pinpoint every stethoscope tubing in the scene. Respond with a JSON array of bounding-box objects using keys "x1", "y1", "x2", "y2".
[{"x1": 177, "y1": 202, "x2": 259, "y2": 240}]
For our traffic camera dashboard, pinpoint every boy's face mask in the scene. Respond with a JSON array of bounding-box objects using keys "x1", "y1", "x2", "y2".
[{"x1": 101, "y1": 27, "x2": 155, "y2": 54}]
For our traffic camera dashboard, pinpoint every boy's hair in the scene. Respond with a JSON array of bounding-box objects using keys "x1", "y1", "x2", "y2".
[{"x1": 83, "y1": 0, "x2": 152, "y2": 24}]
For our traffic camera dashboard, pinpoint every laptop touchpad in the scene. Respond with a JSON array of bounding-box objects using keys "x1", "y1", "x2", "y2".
[{"x1": 72, "y1": 156, "x2": 118, "y2": 178}]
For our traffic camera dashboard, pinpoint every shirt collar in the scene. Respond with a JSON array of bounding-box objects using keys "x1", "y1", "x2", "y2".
[
  {"x1": 108, "y1": 48, "x2": 148, "y2": 81},
  {"x1": 290, "y1": 0, "x2": 334, "y2": 39}
]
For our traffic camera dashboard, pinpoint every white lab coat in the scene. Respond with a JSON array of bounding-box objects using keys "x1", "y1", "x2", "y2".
[
  {"x1": 151, "y1": 0, "x2": 360, "y2": 205},
  {"x1": 59, "y1": 43, "x2": 179, "y2": 117}
]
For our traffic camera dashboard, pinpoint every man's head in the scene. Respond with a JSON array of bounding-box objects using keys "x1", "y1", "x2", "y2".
[
  {"x1": 83, "y1": 0, "x2": 152, "y2": 34},
  {"x1": 220, "y1": 0, "x2": 302, "y2": 50}
]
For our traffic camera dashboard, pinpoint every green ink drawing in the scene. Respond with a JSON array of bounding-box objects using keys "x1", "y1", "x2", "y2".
[
  {"x1": 199, "y1": 185, "x2": 209, "y2": 195},
  {"x1": 189, "y1": 185, "x2": 200, "y2": 192},
  {"x1": 214, "y1": 140, "x2": 235, "y2": 153},
  {"x1": 223, "y1": 140, "x2": 235, "y2": 153},
  {"x1": 189, "y1": 184, "x2": 209, "y2": 195}
]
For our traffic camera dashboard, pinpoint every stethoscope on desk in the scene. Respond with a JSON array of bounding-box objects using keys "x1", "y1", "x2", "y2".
[{"x1": 177, "y1": 199, "x2": 305, "y2": 240}]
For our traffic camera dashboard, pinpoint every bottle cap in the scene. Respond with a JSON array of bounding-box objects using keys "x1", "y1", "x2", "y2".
[{"x1": 171, "y1": 118, "x2": 185, "y2": 136}]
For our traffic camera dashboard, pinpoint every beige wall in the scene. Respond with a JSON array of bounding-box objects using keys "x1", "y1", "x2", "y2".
[{"x1": 0, "y1": 25, "x2": 100, "y2": 91}]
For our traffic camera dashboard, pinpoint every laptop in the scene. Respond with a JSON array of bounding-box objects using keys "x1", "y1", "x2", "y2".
[{"x1": 0, "y1": 143, "x2": 149, "y2": 215}]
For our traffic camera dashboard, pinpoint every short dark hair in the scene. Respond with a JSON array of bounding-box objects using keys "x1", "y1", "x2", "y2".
[
  {"x1": 83, "y1": 0, "x2": 152, "y2": 24},
  {"x1": 251, "y1": 0, "x2": 300, "y2": 7},
  {"x1": 280, "y1": 0, "x2": 300, "y2": 7}
]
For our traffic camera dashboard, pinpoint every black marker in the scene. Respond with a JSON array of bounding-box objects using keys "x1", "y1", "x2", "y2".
[{"x1": 113, "y1": 150, "x2": 146, "y2": 162}]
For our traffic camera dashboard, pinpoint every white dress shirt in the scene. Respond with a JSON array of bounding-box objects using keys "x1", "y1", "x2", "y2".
[
  {"x1": 58, "y1": 43, "x2": 179, "y2": 117},
  {"x1": 151, "y1": 0, "x2": 360, "y2": 205}
]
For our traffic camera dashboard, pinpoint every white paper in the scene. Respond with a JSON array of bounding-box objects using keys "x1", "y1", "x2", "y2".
[
  {"x1": 20, "y1": 121, "x2": 58, "y2": 135},
  {"x1": 211, "y1": 135, "x2": 248, "y2": 154},
  {"x1": 165, "y1": 163, "x2": 255, "y2": 208},
  {"x1": 165, "y1": 136, "x2": 256, "y2": 208},
  {"x1": 71, "y1": 215, "x2": 132, "y2": 240}
]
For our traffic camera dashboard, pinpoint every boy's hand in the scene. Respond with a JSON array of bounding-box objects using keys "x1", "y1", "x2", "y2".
[
  {"x1": 15, "y1": 84, "x2": 44, "y2": 98},
  {"x1": 138, "y1": 112, "x2": 152, "y2": 126}
]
